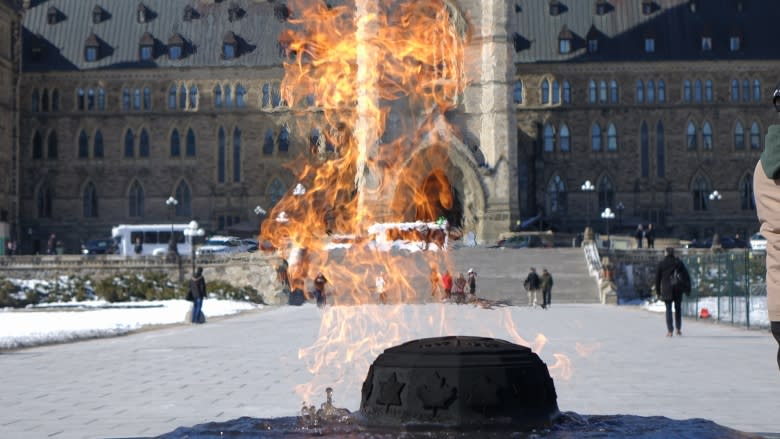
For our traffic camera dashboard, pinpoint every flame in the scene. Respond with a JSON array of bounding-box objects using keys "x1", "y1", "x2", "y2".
[
  {"x1": 260, "y1": 0, "x2": 573, "y2": 405},
  {"x1": 575, "y1": 342, "x2": 601, "y2": 358},
  {"x1": 548, "y1": 353, "x2": 573, "y2": 381}
]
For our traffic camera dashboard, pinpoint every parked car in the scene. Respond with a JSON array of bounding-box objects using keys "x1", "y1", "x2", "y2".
[
  {"x1": 242, "y1": 238, "x2": 259, "y2": 253},
  {"x1": 750, "y1": 232, "x2": 767, "y2": 251},
  {"x1": 684, "y1": 236, "x2": 749, "y2": 249},
  {"x1": 494, "y1": 234, "x2": 544, "y2": 249},
  {"x1": 196, "y1": 236, "x2": 247, "y2": 256},
  {"x1": 81, "y1": 238, "x2": 117, "y2": 255}
]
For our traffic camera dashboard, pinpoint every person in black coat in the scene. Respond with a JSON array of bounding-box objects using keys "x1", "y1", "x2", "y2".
[
  {"x1": 188, "y1": 266, "x2": 207, "y2": 324},
  {"x1": 645, "y1": 224, "x2": 656, "y2": 249},
  {"x1": 655, "y1": 248, "x2": 689, "y2": 337}
]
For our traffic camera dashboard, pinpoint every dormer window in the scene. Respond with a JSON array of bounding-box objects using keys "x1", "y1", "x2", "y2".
[
  {"x1": 595, "y1": 0, "x2": 608, "y2": 15},
  {"x1": 586, "y1": 26, "x2": 600, "y2": 53},
  {"x1": 84, "y1": 33, "x2": 100, "y2": 62},
  {"x1": 549, "y1": 0, "x2": 562, "y2": 16},
  {"x1": 168, "y1": 33, "x2": 184, "y2": 60},
  {"x1": 730, "y1": 27, "x2": 742, "y2": 51},
  {"x1": 137, "y1": 3, "x2": 147, "y2": 23},
  {"x1": 701, "y1": 26, "x2": 712, "y2": 51},
  {"x1": 222, "y1": 32, "x2": 238, "y2": 59},
  {"x1": 30, "y1": 34, "x2": 44, "y2": 62},
  {"x1": 642, "y1": 0, "x2": 654, "y2": 15},
  {"x1": 183, "y1": 5, "x2": 196, "y2": 21},
  {"x1": 47, "y1": 6, "x2": 59, "y2": 25},
  {"x1": 558, "y1": 25, "x2": 572, "y2": 54},
  {"x1": 701, "y1": 36, "x2": 712, "y2": 51},
  {"x1": 228, "y1": 3, "x2": 242, "y2": 22},
  {"x1": 139, "y1": 32, "x2": 154, "y2": 60},
  {"x1": 644, "y1": 37, "x2": 655, "y2": 53},
  {"x1": 92, "y1": 5, "x2": 105, "y2": 24},
  {"x1": 730, "y1": 36, "x2": 741, "y2": 51},
  {"x1": 643, "y1": 28, "x2": 657, "y2": 53}
]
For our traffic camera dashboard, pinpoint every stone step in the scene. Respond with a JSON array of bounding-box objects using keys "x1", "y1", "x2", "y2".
[{"x1": 449, "y1": 247, "x2": 600, "y2": 305}]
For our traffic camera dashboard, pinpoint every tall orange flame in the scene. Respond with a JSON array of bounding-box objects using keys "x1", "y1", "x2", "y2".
[{"x1": 260, "y1": 0, "x2": 571, "y2": 405}]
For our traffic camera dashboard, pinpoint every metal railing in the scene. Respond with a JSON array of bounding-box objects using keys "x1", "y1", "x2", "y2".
[{"x1": 678, "y1": 251, "x2": 768, "y2": 329}]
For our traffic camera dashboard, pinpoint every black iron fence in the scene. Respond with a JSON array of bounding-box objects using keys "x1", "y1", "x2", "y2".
[{"x1": 678, "y1": 250, "x2": 768, "y2": 329}]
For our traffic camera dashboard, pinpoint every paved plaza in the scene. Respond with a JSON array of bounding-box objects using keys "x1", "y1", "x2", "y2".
[{"x1": 0, "y1": 301, "x2": 778, "y2": 438}]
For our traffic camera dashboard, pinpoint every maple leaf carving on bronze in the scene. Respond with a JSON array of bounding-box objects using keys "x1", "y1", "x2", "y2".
[
  {"x1": 416, "y1": 371, "x2": 457, "y2": 416},
  {"x1": 467, "y1": 374, "x2": 501, "y2": 413},
  {"x1": 376, "y1": 372, "x2": 405, "y2": 412}
]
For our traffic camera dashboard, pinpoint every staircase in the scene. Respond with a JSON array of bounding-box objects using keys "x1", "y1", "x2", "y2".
[{"x1": 449, "y1": 247, "x2": 600, "y2": 305}]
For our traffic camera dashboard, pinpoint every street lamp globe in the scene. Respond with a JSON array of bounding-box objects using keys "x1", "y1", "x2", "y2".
[
  {"x1": 184, "y1": 221, "x2": 205, "y2": 274},
  {"x1": 709, "y1": 190, "x2": 722, "y2": 201}
]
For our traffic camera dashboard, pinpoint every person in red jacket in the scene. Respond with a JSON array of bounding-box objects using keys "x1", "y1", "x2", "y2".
[{"x1": 441, "y1": 270, "x2": 453, "y2": 300}]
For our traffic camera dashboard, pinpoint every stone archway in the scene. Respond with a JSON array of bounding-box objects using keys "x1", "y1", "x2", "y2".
[{"x1": 389, "y1": 121, "x2": 486, "y2": 238}]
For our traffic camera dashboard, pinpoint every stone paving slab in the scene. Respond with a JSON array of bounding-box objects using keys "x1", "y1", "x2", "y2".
[{"x1": 0, "y1": 303, "x2": 778, "y2": 439}]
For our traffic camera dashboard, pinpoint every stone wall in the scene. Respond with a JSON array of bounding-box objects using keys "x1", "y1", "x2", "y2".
[{"x1": 0, "y1": 252, "x2": 285, "y2": 304}]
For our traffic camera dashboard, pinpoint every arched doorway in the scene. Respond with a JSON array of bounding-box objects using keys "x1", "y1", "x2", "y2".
[{"x1": 414, "y1": 169, "x2": 464, "y2": 229}]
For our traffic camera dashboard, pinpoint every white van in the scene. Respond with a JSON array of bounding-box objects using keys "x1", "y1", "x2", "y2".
[{"x1": 111, "y1": 224, "x2": 194, "y2": 256}]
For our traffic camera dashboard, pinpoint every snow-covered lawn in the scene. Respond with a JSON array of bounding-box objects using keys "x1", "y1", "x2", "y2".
[
  {"x1": 640, "y1": 296, "x2": 769, "y2": 328},
  {"x1": 0, "y1": 299, "x2": 261, "y2": 350}
]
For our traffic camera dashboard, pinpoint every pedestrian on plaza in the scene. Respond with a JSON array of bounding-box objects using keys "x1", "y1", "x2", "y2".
[
  {"x1": 47, "y1": 233, "x2": 56, "y2": 255},
  {"x1": 441, "y1": 270, "x2": 453, "y2": 300},
  {"x1": 753, "y1": 87, "x2": 780, "y2": 370},
  {"x1": 288, "y1": 278, "x2": 306, "y2": 306},
  {"x1": 540, "y1": 268, "x2": 554, "y2": 309},
  {"x1": 453, "y1": 272, "x2": 467, "y2": 303},
  {"x1": 133, "y1": 236, "x2": 143, "y2": 255},
  {"x1": 645, "y1": 223, "x2": 656, "y2": 249},
  {"x1": 5, "y1": 239, "x2": 14, "y2": 256},
  {"x1": 276, "y1": 258, "x2": 290, "y2": 289},
  {"x1": 467, "y1": 268, "x2": 477, "y2": 296},
  {"x1": 187, "y1": 266, "x2": 207, "y2": 324},
  {"x1": 429, "y1": 266, "x2": 442, "y2": 299},
  {"x1": 375, "y1": 271, "x2": 387, "y2": 304},
  {"x1": 635, "y1": 225, "x2": 644, "y2": 249},
  {"x1": 313, "y1": 272, "x2": 328, "y2": 307},
  {"x1": 654, "y1": 247, "x2": 690, "y2": 337},
  {"x1": 524, "y1": 267, "x2": 541, "y2": 307}
]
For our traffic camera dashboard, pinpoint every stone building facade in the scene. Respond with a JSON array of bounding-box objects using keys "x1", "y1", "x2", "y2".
[
  {"x1": 4, "y1": 0, "x2": 780, "y2": 253},
  {"x1": 0, "y1": 0, "x2": 18, "y2": 238}
]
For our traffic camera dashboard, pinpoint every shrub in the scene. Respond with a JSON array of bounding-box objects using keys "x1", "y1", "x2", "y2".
[
  {"x1": 206, "y1": 280, "x2": 265, "y2": 304},
  {"x1": 0, "y1": 277, "x2": 23, "y2": 308}
]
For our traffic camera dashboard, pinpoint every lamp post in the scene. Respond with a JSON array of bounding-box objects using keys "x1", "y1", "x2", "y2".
[
  {"x1": 184, "y1": 220, "x2": 205, "y2": 275},
  {"x1": 601, "y1": 207, "x2": 615, "y2": 248},
  {"x1": 165, "y1": 196, "x2": 179, "y2": 255},
  {"x1": 581, "y1": 180, "x2": 595, "y2": 227},
  {"x1": 709, "y1": 190, "x2": 722, "y2": 243},
  {"x1": 616, "y1": 201, "x2": 625, "y2": 227}
]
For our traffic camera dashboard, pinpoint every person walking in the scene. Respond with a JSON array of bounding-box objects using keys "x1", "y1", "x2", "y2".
[
  {"x1": 524, "y1": 267, "x2": 541, "y2": 307},
  {"x1": 754, "y1": 90, "x2": 780, "y2": 369},
  {"x1": 654, "y1": 247, "x2": 690, "y2": 337},
  {"x1": 47, "y1": 233, "x2": 56, "y2": 255},
  {"x1": 288, "y1": 278, "x2": 306, "y2": 306},
  {"x1": 453, "y1": 272, "x2": 467, "y2": 303},
  {"x1": 133, "y1": 236, "x2": 143, "y2": 255},
  {"x1": 467, "y1": 268, "x2": 477, "y2": 297},
  {"x1": 188, "y1": 266, "x2": 207, "y2": 324},
  {"x1": 634, "y1": 225, "x2": 644, "y2": 249},
  {"x1": 540, "y1": 268, "x2": 554, "y2": 309},
  {"x1": 375, "y1": 271, "x2": 387, "y2": 304},
  {"x1": 429, "y1": 267, "x2": 442, "y2": 299},
  {"x1": 441, "y1": 270, "x2": 453, "y2": 300},
  {"x1": 645, "y1": 224, "x2": 656, "y2": 249},
  {"x1": 313, "y1": 272, "x2": 328, "y2": 307}
]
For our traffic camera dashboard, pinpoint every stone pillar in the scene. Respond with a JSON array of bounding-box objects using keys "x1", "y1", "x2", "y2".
[{"x1": 459, "y1": 0, "x2": 518, "y2": 243}]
